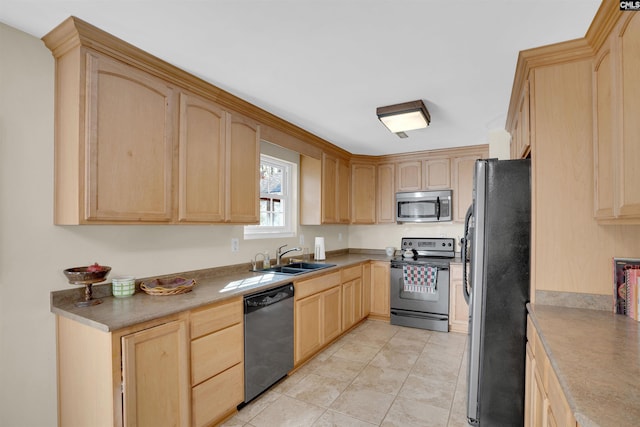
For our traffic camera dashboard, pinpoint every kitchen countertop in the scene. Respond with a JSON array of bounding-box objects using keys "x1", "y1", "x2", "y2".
[
  {"x1": 527, "y1": 304, "x2": 640, "y2": 427},
  {"x1": 51, "y1": 252, "x2": 391, "y2": 332}
]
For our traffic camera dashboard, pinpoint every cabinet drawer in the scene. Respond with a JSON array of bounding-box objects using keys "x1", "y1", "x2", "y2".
[
  {"x1": 295, "y1": 271, "x2": 341, "y2": 299},
  {"x1": 192, "y1": 363, "x2": 243, "y2": 427},
  {"x1": 191, "y1": 323, "x2": 243, "y2": 386},
  {"x1": 190, "y1": 297, "x2": 242, "y2": 339},
  {"x1": 341, "y1": 265, "x2": 361, "y2": 282}
]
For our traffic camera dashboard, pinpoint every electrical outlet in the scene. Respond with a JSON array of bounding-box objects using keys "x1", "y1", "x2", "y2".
[
  {"x1": 338, "y1": 233, "x2": 343, "y2": 242},
  {"x1": 299, "y1": 234, "x2": 305, "y2": 246},
  {"x1": 231, "y1": 238, "x2": 239, "y2": 252}
]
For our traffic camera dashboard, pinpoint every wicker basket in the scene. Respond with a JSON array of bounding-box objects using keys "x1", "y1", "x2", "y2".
[{"x1": 140, "y1": 277, "x2": 196, "y2": 296}]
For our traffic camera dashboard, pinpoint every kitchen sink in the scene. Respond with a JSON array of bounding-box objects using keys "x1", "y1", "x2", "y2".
[{"x1": 253, "y1": 262, "x2": 336, "y2": 276}]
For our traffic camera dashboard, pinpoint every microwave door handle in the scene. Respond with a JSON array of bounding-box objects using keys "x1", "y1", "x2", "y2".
[{"x1": 436, "y1": 197, "x2": 441, "y2": 220}]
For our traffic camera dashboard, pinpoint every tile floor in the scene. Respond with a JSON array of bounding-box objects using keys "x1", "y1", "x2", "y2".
[{"x1": 222, "y1": 319, "x2": 470, "y2": 427}]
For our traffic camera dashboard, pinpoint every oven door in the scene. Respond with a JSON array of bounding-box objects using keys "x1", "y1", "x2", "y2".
[{"x1": 390, "y1": 263, "x2": 449, "y2": 315}]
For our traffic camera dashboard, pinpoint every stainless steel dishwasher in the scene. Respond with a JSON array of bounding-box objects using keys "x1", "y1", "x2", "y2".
[{"x1": 243, "y1": 283, "x2": 294, "y2": 404}]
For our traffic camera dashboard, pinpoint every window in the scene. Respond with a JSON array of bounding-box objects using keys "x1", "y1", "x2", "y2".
[{"x1": 244, "y1": 154, "x2": 296, "y2": 239}]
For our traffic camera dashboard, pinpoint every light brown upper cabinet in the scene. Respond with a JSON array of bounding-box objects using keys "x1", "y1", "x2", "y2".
[
  {"x1": 423, "y1": 158, "x2": 451, "y2": 189},
  {"x1": 64, "y1": 51, "x2": 176, "y2": 223},
  {"x1": 593, "y1": 11, "x2": 640, "y2": 223},
  {"x1": 301, "y1": 153, "x2": 350, "y2": 225},
  {"x1": 321, "y1": 154, "x2": 338, "y2": 223},
  {"x1": 43, "y1": 17, "x2": 260, "y2": 225},
  {"x1": 508, "y1": 79, "x2": 532, "y2": 160},
  {"x1": 178, "y1": 92, "x2": 226, "y2": 223},
  {"x1": 396, "y1": 161, "x2": 422, "y2": 191},
  {"x1": 337, "y1": 157, "x2": 351, "y2": 223},
  {"x1": 179, "y1": 93, "x2": 259, "y2": 224},
  {"x1": 351, "y1": 162, "x2": 376, "y2": 224},
  {"x1": 376, "y1": 163, "x2": 396, "y2": 224},
  {"x1": 226, "y1": 112, "x2": 260, "y2": 223}
]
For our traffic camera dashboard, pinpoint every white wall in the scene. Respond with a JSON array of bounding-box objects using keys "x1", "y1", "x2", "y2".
[
  {"x1": 488, "y1": 128, "x2": 511, "y2": 160},
  {"x1": 0, "y1": 23, "x2": 348, "y2": 426}
]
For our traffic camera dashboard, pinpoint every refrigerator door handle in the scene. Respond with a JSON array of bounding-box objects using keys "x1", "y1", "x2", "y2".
[{"x1": 462, "y1": 205, "x2": 473, "y2": 305}]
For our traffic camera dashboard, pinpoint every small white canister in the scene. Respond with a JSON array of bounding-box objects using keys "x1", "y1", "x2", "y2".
[{"x1": 112, "y1": 276, "x2": 135, "y2": 298}]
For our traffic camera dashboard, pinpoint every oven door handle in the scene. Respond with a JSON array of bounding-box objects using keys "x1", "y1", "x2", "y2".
[
  {"x1": 391, "y1": 264, "x2": 449, "y2": 271},
  {"x1": 390, "y1": 310, "x2": 448, "y2": 322}
]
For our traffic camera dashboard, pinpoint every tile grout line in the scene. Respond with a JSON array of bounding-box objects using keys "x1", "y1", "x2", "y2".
[{"x1": 377, "y1": 332, "x2": 434, "y2": 426}]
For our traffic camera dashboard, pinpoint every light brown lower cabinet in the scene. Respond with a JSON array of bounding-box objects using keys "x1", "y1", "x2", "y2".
[
  {"x1": 122, "y1": 320, "x2": 191, "y2": 427},
  {"x1": 294, "y1": 271, "x2": 342, "y2": 365},
  {"x1": 449, "y1": 263, "x2": 469, "y2": 333},
  {"x1": 341, "y1": 264, "x2": 364, "y2": 331},
  {"x1": 190, "y1": 298, "x2": 244, "y2": 427},
  {"x1": 525, "y1": 316, "x2": 576, "y2": 427},
  {"x1": 362, "y1": 262, "x2": 372, "y2": 317},
  {"x1": 370, "y1": 261, "x2": 390, "y2": 320},
  {"x1": 56, "y1": 296, "x2": 244, "y2": 427}
]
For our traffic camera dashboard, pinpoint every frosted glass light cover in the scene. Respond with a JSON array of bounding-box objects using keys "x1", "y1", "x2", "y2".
[{"x1": 379, "y1": 110, "x2": 429, "y2": 133}]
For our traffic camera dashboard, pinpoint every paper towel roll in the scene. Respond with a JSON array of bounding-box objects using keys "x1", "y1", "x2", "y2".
[{"x1": 314, "y1": 237, "x2": 326, "y2": 260}]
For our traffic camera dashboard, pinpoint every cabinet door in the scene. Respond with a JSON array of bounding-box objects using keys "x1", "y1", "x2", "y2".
[
  {"x1": 448, "y1": 263, "x2": 469, "y2": 333},
  {"x1": 593, "y1": 37, "x2": 615, "y2": 219},
  {"x1": 362, "y1": 263, "x2": 371, "y2": 317},
  {"x1": 323, "y1": 286, "x2": 342, "y2": 343},
  {"x1": 396, "y1": 161, "x2": 422, "y2": 191},
  {"x1": 122, "y1": 320, "x2": 190, "y2": 427},
  {"x1": 617, "y1": 13, "x2": 640, "y2": 218},
  {"x1": 452, "y1": 154, "x2": 484, "y2": 222},
  {"x1": 353, "y1": 278, "x2": 363, "y2": 322},
  {"x1": 423, "y1": 158, "x2": 451, "y2": 189},
  {"x1": 342, "y1": 281, "x2": 354, "y2": 331},
  {"x1": 300, "y1": 155, "x2": 322, "y2": 225},
  {"x1": 227, "y1": 112, "x2": 260, "y2": 223},
  {"x1": 377, "y1": 163, "x2": 396, "y2": 223},
  {"x1": 338, "y1": 158, "x2": 351, "y2": 223},
  {"x1": 178, "y1": 92, "x2": 226, "y2": 222},
  {"x1": 294, "y1": 293, "x2": 323, "y2": 364},
  {"x1": 351, "y1": 163, "x2": 376, "y2": 224},
  {"x1": 370, "y1": 261, "x2": 390, "y2": 319},
  {"x1": 85, "y1": 53, "x2": 175, "y2": 222},
  {"x1": 322, "y1": 154, "x2": 338, "y2": 223}
]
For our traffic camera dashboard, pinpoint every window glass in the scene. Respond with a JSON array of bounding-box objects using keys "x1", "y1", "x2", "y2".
[{"x1": 245, "y1": 154, "x2": 296, "y2": 239}]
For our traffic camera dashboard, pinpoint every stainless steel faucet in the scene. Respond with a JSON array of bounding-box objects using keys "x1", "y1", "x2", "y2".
[{"x1": 276, "y1": 244, "x2": 302, "y2": 265}]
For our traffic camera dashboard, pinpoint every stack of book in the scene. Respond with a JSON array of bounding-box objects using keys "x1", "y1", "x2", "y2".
[{"x1": 613, "y1": 258, "x2": 640, "y2": 320}]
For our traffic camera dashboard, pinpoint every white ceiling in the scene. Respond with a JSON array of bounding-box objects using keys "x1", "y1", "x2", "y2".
[{"x1": 1, "y1": 0, "x2": 601, "y2": 155}]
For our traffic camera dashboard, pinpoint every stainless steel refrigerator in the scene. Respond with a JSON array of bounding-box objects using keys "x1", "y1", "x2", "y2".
[{"x1": 462, "y1": 158, "x2": 531, "y2": 426}]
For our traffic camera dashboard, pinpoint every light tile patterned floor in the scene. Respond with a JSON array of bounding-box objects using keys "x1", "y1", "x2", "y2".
[{"x1": 222, "y1": 319, "x2": 470, "y2": 427}]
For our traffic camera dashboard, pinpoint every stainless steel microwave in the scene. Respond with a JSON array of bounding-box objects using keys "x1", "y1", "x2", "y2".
[{"x1": 396, "y1": 190, "x2": 452, "y2": 223}]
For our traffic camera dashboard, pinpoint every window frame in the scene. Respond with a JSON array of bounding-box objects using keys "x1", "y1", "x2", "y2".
[{"x1": 244, "y1": 154, "x2": 297, "y2": 240}]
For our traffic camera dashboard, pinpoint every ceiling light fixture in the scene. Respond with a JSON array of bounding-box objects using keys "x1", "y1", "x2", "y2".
[{"x1": 376, "y1": 100, "x2": 431, "y2": 137}]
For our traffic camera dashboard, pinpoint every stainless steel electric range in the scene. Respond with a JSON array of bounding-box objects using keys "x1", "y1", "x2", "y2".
[{"x1": 390, "y1": 237, "x2": 455, "y2": 332}]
